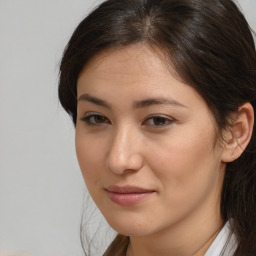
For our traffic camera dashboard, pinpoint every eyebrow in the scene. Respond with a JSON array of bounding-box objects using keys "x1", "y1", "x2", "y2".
[
  {"x1": 78, "y1": 93, "x2": 187, "y2": 109},
  {"x1": 78, "y1": 93, "x2": 111, "y2": 108},
  {"x1": 133, "y1": 98, "x2": 187, "y2": 108}
]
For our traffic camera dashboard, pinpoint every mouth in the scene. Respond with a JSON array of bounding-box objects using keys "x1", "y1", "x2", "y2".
[{"x1": 105, "y1": 185, "x2": 155, "y2": 206}]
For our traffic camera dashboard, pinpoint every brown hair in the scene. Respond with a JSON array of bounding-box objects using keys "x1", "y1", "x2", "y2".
[{"x1": 58, "y1": 0, "x2": 256, "y2": 255}]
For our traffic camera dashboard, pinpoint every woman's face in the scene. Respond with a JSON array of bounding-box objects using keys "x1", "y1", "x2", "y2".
[{"x1": 76, "y1": 45, "x2": 226, "y2": 237}]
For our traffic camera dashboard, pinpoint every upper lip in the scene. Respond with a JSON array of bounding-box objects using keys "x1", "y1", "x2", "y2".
[{"x1": 105, "y1": 185, "x2": 155, "y2": 194}]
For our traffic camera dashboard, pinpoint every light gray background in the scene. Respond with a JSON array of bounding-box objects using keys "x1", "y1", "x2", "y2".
[{"x1": 0, "y1": 0, "x2": 255, "y2": 256}]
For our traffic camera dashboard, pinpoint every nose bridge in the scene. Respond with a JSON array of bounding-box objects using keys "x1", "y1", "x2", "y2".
[{"x1": 106, "y1": 124, "x2": 143, "y2": 174}]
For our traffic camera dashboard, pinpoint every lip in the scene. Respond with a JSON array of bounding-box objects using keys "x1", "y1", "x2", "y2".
[{"x1": 105, "y1": 185, "x2": 155, "y2": 206}]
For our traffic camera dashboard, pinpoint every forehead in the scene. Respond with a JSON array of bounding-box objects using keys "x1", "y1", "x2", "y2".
[
  {"x1": 77, "y1": 44, "x2": 203, "y2": 103},
  {"x1": 77, "y1": 44, "x2": 176, "y2": 85}
]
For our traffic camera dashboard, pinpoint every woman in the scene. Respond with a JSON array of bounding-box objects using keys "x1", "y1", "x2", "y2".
[{"x1": 58, "y1": 0, "x2": 256, "y2": 255}]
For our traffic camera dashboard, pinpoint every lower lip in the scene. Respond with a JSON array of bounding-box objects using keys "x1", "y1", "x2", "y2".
[{"x1": 106, "y1": 191, "x2": 154, "y2": 206}]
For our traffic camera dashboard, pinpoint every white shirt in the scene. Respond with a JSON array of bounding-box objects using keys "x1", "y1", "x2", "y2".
[{"x1": 204, "y1": 220, "x2": 237, "y2": 256}]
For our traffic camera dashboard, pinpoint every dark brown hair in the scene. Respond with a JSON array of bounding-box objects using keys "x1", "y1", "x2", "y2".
[{"x1": 58, "y1": 0, "x2": 256, "y2": 255}]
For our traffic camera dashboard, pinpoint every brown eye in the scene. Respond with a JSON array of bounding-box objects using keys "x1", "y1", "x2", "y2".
[
  {"x1": 152, "y1": 117, "x2": 168, "y2": 125},
  {"x1": 81, "y1": 113, "x2": 110, "y2": 126},
  {"x1": 143, "y1": 115, "x2": 174, "y2": 127},
  {"x1": 94, "y1": 115, "x2": 107, "y2": 123}
]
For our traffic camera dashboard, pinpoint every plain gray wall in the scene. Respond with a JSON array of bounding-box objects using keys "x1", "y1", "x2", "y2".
[{"x1": 0, "y1": 0, "x2": 255, "y2": 255}]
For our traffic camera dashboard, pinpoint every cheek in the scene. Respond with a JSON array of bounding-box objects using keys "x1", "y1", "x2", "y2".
[
  {"x1": 149, "y1": 129, "x2": 214, "y2": 173},
  {"x1": 75, "y1": 131, "x2": 105, "y2": 187},
  {"x1": 148, "y1": 127, "x2": 221, "y2": 206}
]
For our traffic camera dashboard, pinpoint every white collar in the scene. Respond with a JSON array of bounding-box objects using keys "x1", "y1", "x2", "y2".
[{"x1": 204, "y1": 220, "x2": 237, "y2": 256}]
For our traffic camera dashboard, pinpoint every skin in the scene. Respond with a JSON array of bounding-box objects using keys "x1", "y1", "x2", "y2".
[{"x1": 75, "y1": 44, "x2": 228, "y2": 256}]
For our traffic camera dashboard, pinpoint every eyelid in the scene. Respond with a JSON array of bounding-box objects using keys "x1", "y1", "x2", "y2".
[
  {"x1": 80, "y1": 111, "x2": 102, "y2": 118},
  {"x1": 142, "y1": 114, "x2": 175, "y2": 127},
  {"x1": 80, "y1": 112, "x2": 111, "y2": 126}
]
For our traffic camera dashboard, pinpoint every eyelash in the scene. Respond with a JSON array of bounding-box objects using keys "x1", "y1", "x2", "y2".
[
  {"x1": 81, "y1": 113, "x2": 111, "y2": 126},
  {"x1": 143, "y1": 115, "x2": 174, "y2": 127},
  {"x1": 80, "y1": 113, "x2": 174, "y2": 128}
]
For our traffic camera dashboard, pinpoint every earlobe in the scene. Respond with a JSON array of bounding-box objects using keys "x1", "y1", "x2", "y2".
[{"x1": 221, "y1": 102, "x2": 254, "y2": 163}]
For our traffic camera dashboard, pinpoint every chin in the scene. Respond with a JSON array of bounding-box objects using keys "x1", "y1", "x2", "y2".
[
  {"x1": 104, "y1": 214, "x2": 157, "y2": 237},
  {"x1": 113, "y1": 225, "x2": 152, "y2": 237}
]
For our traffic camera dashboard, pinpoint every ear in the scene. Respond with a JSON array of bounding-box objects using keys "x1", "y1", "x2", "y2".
[{"x1": 221, "y1": 102, "x2": 254, "y2": 163}]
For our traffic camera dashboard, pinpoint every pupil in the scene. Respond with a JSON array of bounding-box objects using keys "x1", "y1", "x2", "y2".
[
  {"x1": 154, "y1": 117, "x2": 165, "y2": 125},
  {"x1": 95, "y1": 115, "x2": 105, "y2": 123}
]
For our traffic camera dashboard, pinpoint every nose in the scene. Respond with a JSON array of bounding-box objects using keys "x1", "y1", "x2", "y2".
[{"x1": 106, "y1": 126, "x2": 144, "y2": 175}]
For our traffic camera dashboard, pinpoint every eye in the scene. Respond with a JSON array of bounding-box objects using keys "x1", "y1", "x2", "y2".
[
  {"x1": 143, "y1": 115, "x2": 174, "y2": 127},
  {"x1": 80, "y1": 113, "x2": 110, "y2": 126}
]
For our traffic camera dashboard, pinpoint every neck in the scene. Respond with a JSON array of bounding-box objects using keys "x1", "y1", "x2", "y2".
[{"x1": 192, "y1": 227, "x2": 222, "y2": 256}]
